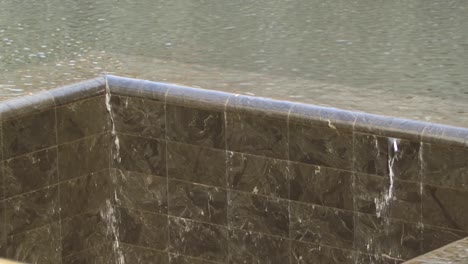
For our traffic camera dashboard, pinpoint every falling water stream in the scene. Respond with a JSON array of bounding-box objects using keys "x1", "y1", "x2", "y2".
[
  {"x1": 101, "y1": 78, "x2": 125, "y2": 264},
  {"x1": 374, "y1": 138, "x2": 399, "y2": 218}
]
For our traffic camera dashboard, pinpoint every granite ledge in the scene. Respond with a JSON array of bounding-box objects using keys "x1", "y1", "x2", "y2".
[{"x1": 403, "y1": 236, "x2": 468, "y2": 264}]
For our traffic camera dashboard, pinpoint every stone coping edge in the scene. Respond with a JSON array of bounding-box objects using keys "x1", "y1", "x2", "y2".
[{"x1": 0, "y1": 74, "x2": 466, "y2": 149}]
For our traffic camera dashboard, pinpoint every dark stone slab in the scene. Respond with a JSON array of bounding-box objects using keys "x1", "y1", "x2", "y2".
[
  {"x1": 1, "y1": 185, "x2": 59, "y2": 236},
  {"x1": 61, "y1": 210, "x2": 108, "y2": 257},
  {"x1": 355, "y1": 213, "x2": 423, "y2": 260},
  {"x1": 422, "y1": 225, "x2": 468, "y2": 253},
  {"x1": 113, "y1": 169, "x2": 167, "y2": 214},
  {"x1": 228, "y1": 190, "x2": 289, "y2": 238},
  {"x1": 289, "y1": 202, "x2": 354, "y2": 250},
  {"x1": 62, "y1": 243, "x2": 114, "y2": 264},
  {"x1": 115, "y1": 134, "x2": 166, "y2": 177},
  {"x1": 289, "y1": 121, "x2": 353, "y2": 171},
  {"x1": 118, "y1": 207, "x2": 168, "y2": 251},
  {"x1": 422, "y1": 143, "x2": 468, "y2": 191},
  {"x1": 58, "y1": 133, "x2": 109, "y2": 181},
  {"x1": 3, "y1": 108, "x2": 56, "y2": 159},
  {"x1": 56, "y1": 96, "x2": 108, "y2": 144},
  {"x1": 226, "y1": 110, "x2": 288, "y2": 160},
  {"x1": 3, "y1": 147, "x2": 57, "y2": 199},
  {"x1": 111, "y1": 95, "x2": 165, "y2": 139},
  {"x1": 228, "y1": 229, "x2": 289, "y2": 264},
  {"x1": 391, "y1": 140, "x2": 422, "y2": 182},
  {"x1": 168, "y1": 179, "x2": 227, "y2": 225},
  {"x1": 422, "y1": 185, "x2": 468, "y2": 231},
  {"x1": 0, "y1": 200, "x2": 5, "y2": 251},
  {"x1": 290, "y1": 162, "x2": 353, "y2": 210},
  {"x1": 5, "y1": 223, "x2": 61, "y2": 264},
  {"x1": 353, "y1": 133, "x2": 389, "y2": 177},
  {"x1": 354, "y1": 173, "x2": 421, "y2": 222},
  {"x1": 354, "y1": 134, "x2": 421, "y2": 182},
  {"x1": 60, "y1": 170, "x2": 112, "y2": 219},
  {"x1": 290, "y1": 240, "x2": 355, "y2": 264},
  {"x1": 169, "y1": 254, "x2": 222, "y2": 264},
  {"x1": 166, "y1": 104, "x2": 225, "y2": 149},
  {"x1": 168, "y1": 217, "x2": 228, "y2": 262},
  {"x1": 167, "y1": 141, "x2": 226, "y2": 188},
  {"x1": 228, "y1": 152, "x2": 289, "y2": 199},
  {"x1": 121, "y1": 244, "x2": 169, "y2": 264},
  {"x1": 354, "y1": 253, "x2": 405, "y2": 264}
]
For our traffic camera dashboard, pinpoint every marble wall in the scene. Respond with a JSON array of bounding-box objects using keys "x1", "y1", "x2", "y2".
[
  {"x1": 1, "y1": 75, "x2": 468, "y2": 263},
  {"x1": 0, "y1": 78, "x2": 114, "y2": 263},
  {"x1": 106, "y1": 76, "x2": 468, "y2": 264}
]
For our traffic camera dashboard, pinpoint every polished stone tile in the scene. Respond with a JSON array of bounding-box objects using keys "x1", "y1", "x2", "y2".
[
  {"x1": 422, "y1": 185, "x2": 468, "y2": 231},
  {"x1": 3, "y1": 147, "x2": 57, "y2": 199},
  {"x1": 354, "y1": 134, "x2": 421, "y2": 181},
  {"x1": 228, "y1": 152, "x2": 289, "y2": 199},
  {"x1": 111, "y1": 95, "x2": 165, "y2": 139},
  {"x1": 1, "y1": 185, "x2": 59, "y2": 236},
  {"x1": 289, "y1": 202, "x2": 354, "y2": 250},
  {"x1": 56, "y1": 96, "x2": 108, "y2": 144},
  {"x1": 118, "y1": 207, "x2": 168, "y2": 250},
  {"x1": 61, "y1": 210, "x2": 108, "y2": 257},
  {"x1": 422, "y1": 143, "x2": 468, "y2": 191},
  {"x1": 422, "y1": 225, "x2": 468, "y2": 253},
  {"x1": 168, "y1": 217, "x2": 228, "y2": 262},
  {"x1": 353, "y1": 133, "x2": 388, "y2": 177},
  {"x1": 115, "y1": 134, "x2": 166, "y2": 177},
  {"x1": 121, "y1": 244, "x2": 169, "y2": 264},
  {"x1": 0, "y1": 200, "x2": 5, "y2": 252},
  {"x1": 290, "y1": 240, "x2": 355, "y2": 264},
  {"x1": 168, "y1": 180, "x2": 227, "y2": 225},
  {"x1": 166, "y1": 104, "x2": 225, "y2": 149},
  {"x1": 226, "y1": 111, "x2": 288, "y2": 160},
  {"x1": 169, "y1": 253, "x2": 221, "y2": 264},
  {"x1": 391, "y1": 140, "x2": 421, "y2": 182},
  {"x1": 0, "y1": 165, "x2": 3, "y2": 202},
  {"x1": 354, "y1": 173, "x2": 421, "y2": 222},
  {"x1": 228, "y1": 229, "x2": 289, "y2": 264},
  {"x1": 167, "y1": 141, "x2": 226, "y2": 188},
  {"x1": 355, "y1": 213, "x2": 423, "y2": 260},
  {"x1": 3, "y1": 109, "x2": 56, "y2": 159},
  {"x1": 289, "y1": 121, "x2": 353, "y2": 171},
  {"x1": 5, "y1": 223, "x2": 61, "y2": 264},
  {"x1": 290, "y1": 162, "x2": 352, "y2": 210},
  {"x1": 62, "y1": 243, "x2": 114, "y2": 264},
  {"x1": 58, "y1": 133, "x2": 109, "y2": 181},
  {"x1": 354, "y1": 253, "x2": 405, "y2": 264},
  {"x1": 60, "y1": 170, "x2": 112, "y2": 219},
  {"x1": 228, "y1": 190, "x2": 289, "y2": 237},
  {"x1": 113, "y1": 169, "x2": 167, "y2": 214}
]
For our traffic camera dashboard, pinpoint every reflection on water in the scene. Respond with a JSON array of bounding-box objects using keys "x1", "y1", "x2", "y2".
[{"x1": 1, "y1": 0, "x2": 468, "y2": 126}]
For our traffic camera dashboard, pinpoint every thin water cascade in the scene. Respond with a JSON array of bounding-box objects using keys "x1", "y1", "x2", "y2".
[
  {"x1": 103, "y1": 78, "x2": 125, "y2": 264},
  {"x1": 105, "y1": 78, "x2": 121, "y2": 163},
  {"x1": 374, "y1": 138, "x2": 400, "y2": 218}
]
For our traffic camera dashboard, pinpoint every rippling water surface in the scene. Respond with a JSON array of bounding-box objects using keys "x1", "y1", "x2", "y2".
[{"x1": 1, "y1": 0, "x2": 468, "y2": 126}]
